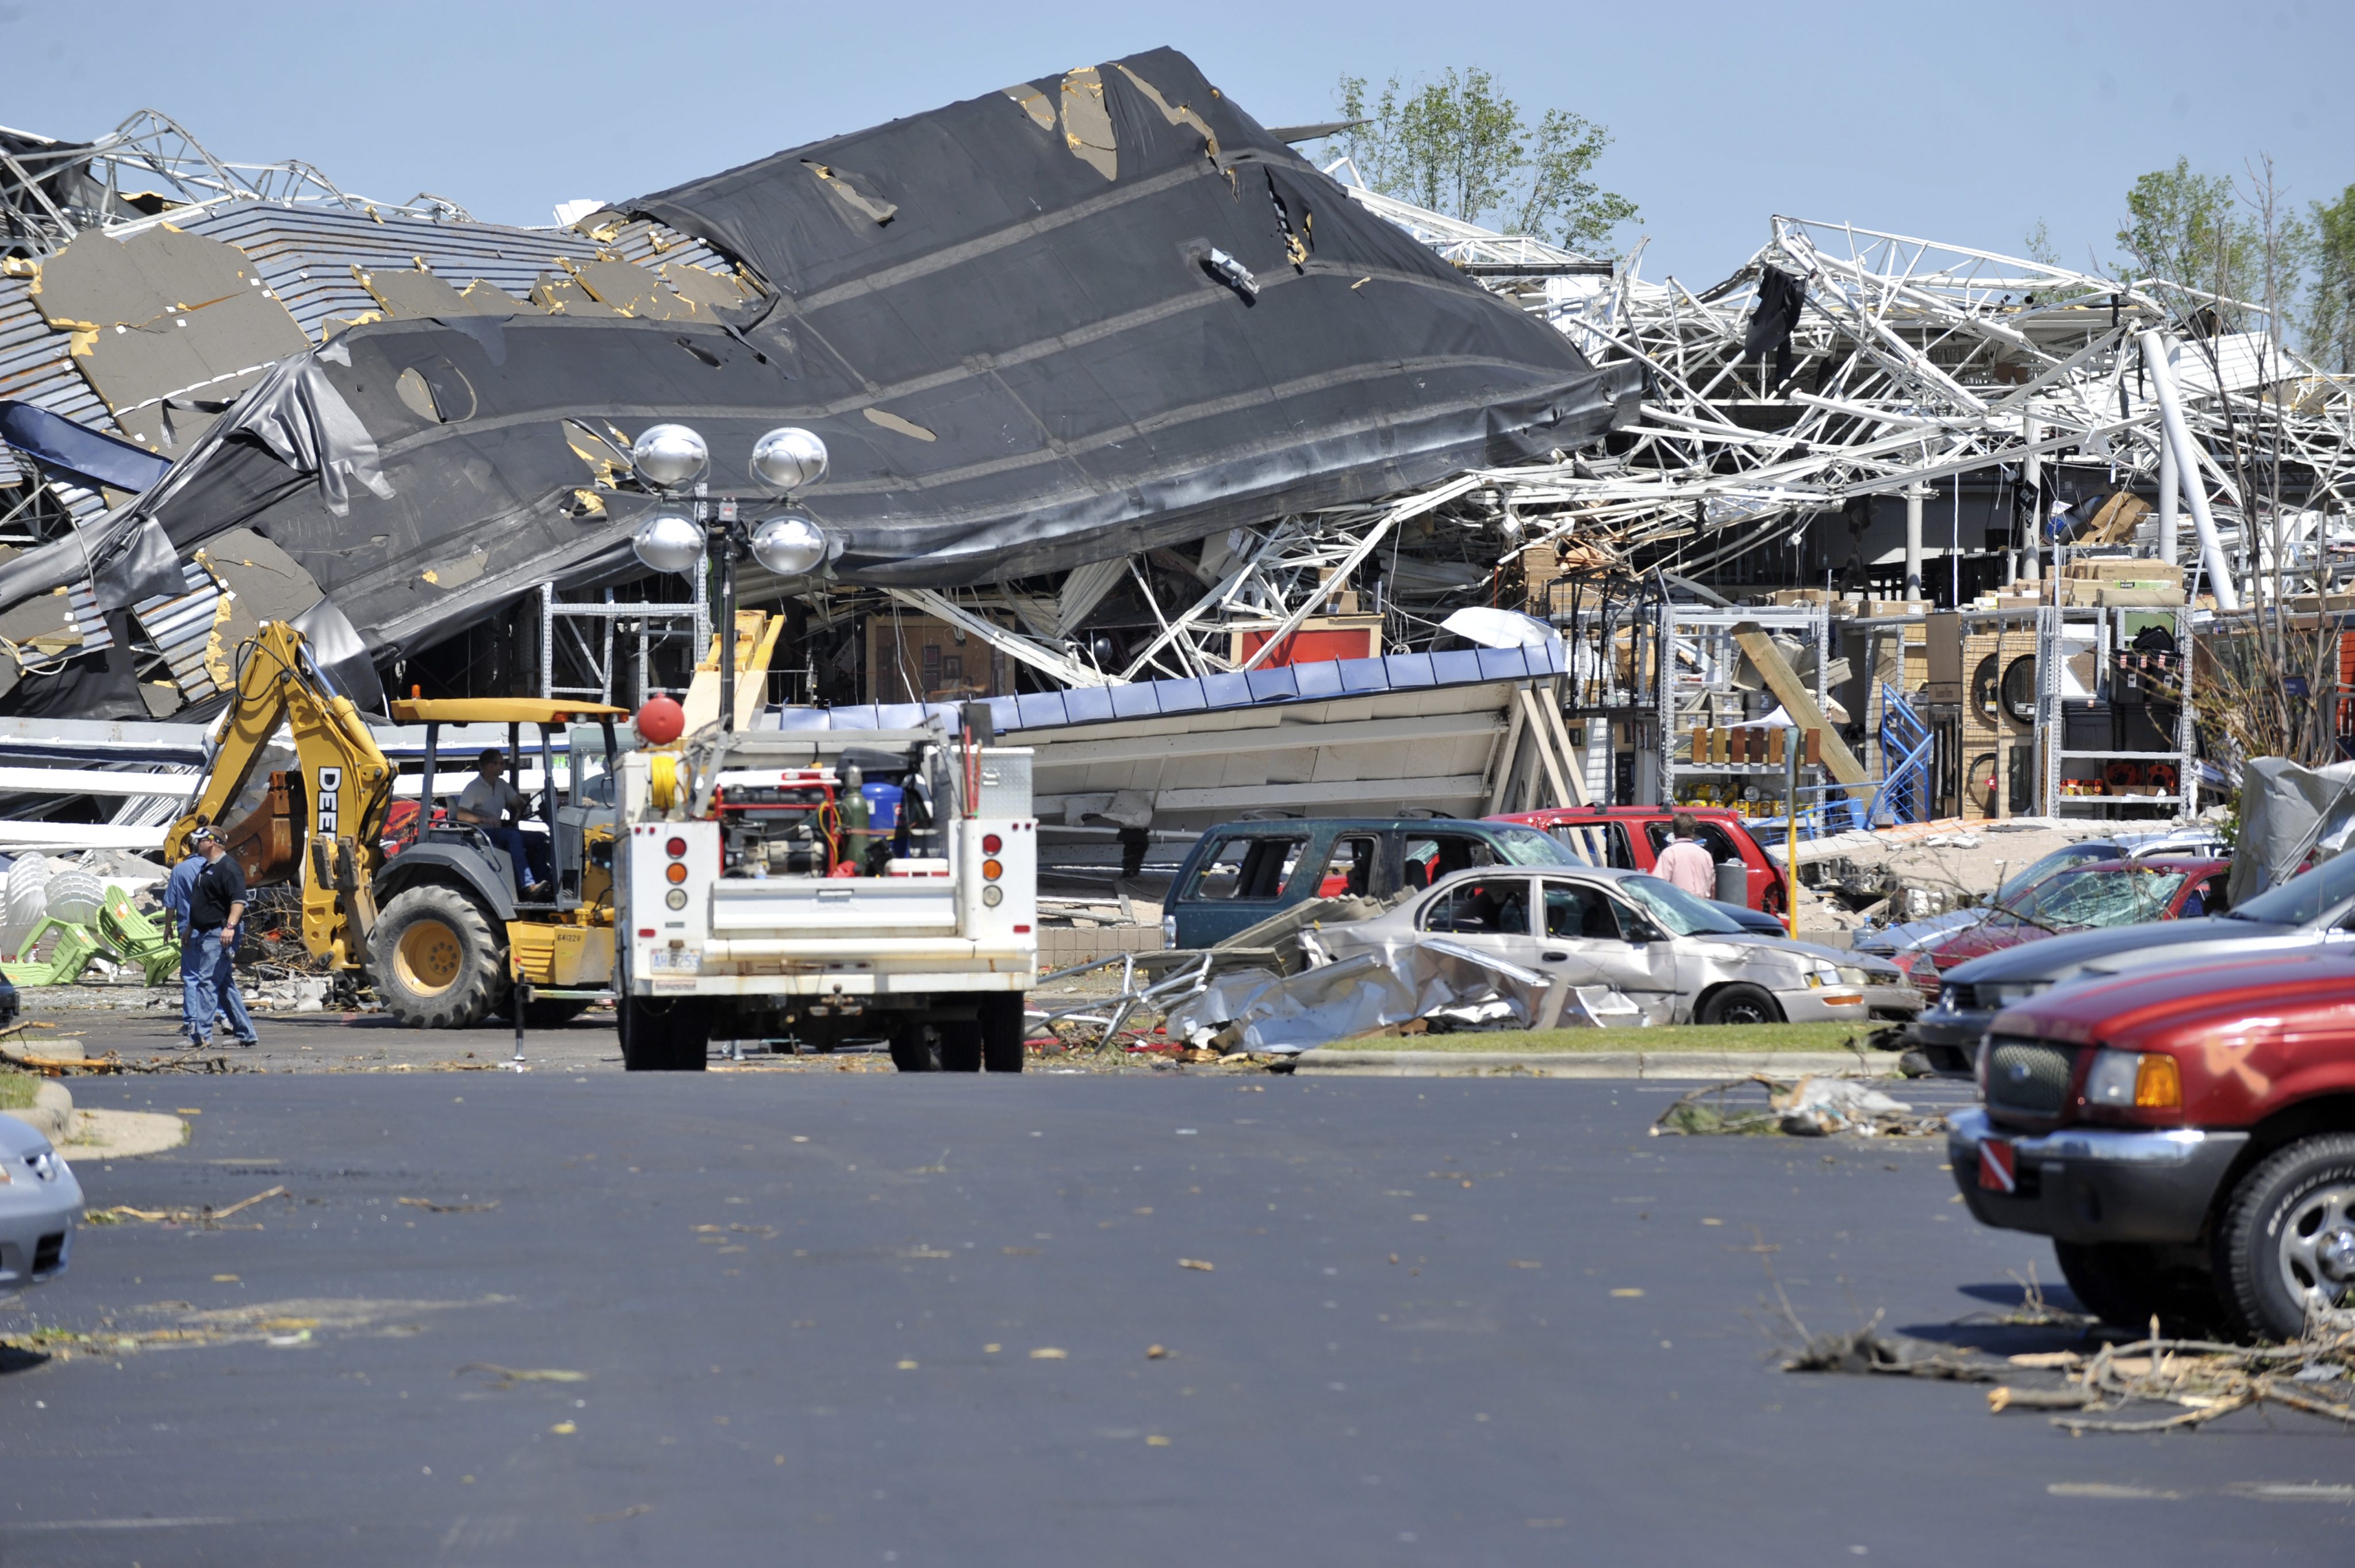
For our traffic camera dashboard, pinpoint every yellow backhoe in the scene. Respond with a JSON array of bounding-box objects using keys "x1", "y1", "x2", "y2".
[{"x1": 165, "y1": 620, "x2": 627, "y2": 1028}]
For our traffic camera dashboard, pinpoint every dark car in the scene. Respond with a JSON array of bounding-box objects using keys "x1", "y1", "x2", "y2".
[
  {"x1": 1889, "y1": 857, "x2": 2230, "y2": 1006},
  {"x1": 1163, "y1": 818, "x2": 1575, "y2": 948},
  {"x1": 1909, "y1": 852, "x2": 2355, "y2": 1075}
]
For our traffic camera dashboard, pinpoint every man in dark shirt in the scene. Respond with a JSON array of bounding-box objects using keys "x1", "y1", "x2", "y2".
[{"x1": 182, "y1": 828, "x2": 258, "y2": 1048}]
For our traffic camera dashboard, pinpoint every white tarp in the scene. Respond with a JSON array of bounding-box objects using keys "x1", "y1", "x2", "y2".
[{"x1": 2226, "y1": 755, "x2": 2355, "y2": 906}]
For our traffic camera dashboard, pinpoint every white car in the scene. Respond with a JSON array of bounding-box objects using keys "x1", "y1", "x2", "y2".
[
  {"x1": 1320, "y1": 864, "x2": 1920, "y2": 1026},
  {"x1": 0, "y1": 1111, "x2": 80, "y2": 1289}
]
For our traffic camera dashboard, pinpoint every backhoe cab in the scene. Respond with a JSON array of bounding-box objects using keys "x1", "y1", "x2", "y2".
[{"x1": 168, "y1": 621, "x2": 627, "y2": 1030}]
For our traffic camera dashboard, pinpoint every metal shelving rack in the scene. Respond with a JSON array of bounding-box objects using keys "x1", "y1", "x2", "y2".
[
  {"x1": 1654, "y1": 605, "x2": 1831, "y2": 810},
  {"x1": 2037, "y1": 602, "x2": 2197, "y2": 820}
]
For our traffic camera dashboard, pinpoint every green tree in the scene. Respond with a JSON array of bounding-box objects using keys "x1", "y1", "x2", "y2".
[
  {"x1": 2306, "y1": 183, "x2": 2355, "y2": 371},
  {"x1": 1330, "y1": 70, "x2": 1637, "y2": 253},
  {"x1": 2115, "y1": 158, "x2": 2270, "y2": 328}
]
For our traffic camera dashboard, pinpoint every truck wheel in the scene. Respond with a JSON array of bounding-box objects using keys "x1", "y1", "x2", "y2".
[
  {"x1": 980, "y1": 994, "x2": 1026, "y2": 1074},
  {"x1": 938, "y1": 1019, "x2": 983, "y2": 1072},
  {"x1": 369, "y1": 885, "x2": 505, "y2": 1029},
  {"x1": 1697, "y1": 983, "x2": 1782, "y2": 1026},
  {"x1": 888, "y1": 1022, "x2": 939, "y2": 1073},
  {"x1": 2053, "y1": 1240, "x2": 2223, "y2": 1336},
  {"x1": 2215, "y1": 1133, "x2": 2355, "y2": 1341},
  {"x1": 618, "y1": 995, "x2": 709, "y2": 1071}
]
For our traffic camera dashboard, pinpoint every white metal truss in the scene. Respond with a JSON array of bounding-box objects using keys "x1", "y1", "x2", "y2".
[{"x1": 1, "y1": 109, "x2": 474, "y2": 258}]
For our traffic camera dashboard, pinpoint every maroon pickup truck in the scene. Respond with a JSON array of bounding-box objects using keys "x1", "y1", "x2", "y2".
[{"x1": 1950, "y1": 953, "x2": 2355, "y2": 1340}]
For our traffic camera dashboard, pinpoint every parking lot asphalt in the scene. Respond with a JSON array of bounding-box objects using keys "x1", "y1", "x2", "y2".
[{"x1": 3, "y1": 1074, "x2": 2348, "y2": 1566}]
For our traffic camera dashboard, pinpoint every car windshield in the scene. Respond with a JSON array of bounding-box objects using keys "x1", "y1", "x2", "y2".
[
  {"x1": 1488, "y1": 826, "x2": 1577, "y2": 867},
  {"x1": 1618, "y1": 875, "x2": 1746, "y2": 937},
  {"x1": 2227, "y1": 852, "x2": 2355, "y2": 927},
  {"x1": 1996, "y1": 866, "x2": 2186, "y2": 930},
  {"x1": 1992, "y1": 844, "x2": 2113, "y2": 905}
]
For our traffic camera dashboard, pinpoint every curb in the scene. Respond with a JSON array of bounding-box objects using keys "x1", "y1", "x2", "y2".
[
  {"x1": 0, "y1": 1079, "x2": 74, "y2": 1141},
  {"x1": 1293, "y1": 1049, "x2": 1907, "y2": 1079}
]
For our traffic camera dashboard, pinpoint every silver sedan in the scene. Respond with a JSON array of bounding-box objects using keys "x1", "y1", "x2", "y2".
[
  {"x1": 1, "y1": 1111, "x2": 80, "y2": 1289},
  {"x1": 1320, "y1": 864, "x2": 1919, "y2": 1026}
]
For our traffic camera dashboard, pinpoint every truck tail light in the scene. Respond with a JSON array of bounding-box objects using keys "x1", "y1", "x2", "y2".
[
  {"x1": 982, "y1": 858, "x2": 1003, "y2": 881},
  {"x1": 666, "y1": 836, "x2": 686, "y2": 858},
  {"x1": 983, "y1": 833, "x2": 1003, "y2": 854},
  {"x1": 665, "y1": 862, "x2": 689, "y2": 884}
]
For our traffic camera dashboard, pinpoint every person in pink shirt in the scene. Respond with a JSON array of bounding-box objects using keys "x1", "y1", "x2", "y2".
[{"x1": 1654, "y1": 812, "x2": 1719, "y2": 899}]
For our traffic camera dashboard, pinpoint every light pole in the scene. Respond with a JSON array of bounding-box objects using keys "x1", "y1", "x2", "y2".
[{"x1": 623, "y1": 423, "x2": 831, "y2": 731}]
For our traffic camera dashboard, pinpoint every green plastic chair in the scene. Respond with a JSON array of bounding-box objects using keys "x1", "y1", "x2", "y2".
[{"x1": 99, "y1": 887, "x2": 183, "y2": 987}]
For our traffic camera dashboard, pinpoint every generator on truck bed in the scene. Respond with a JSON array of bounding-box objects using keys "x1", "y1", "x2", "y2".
[{"x1": 611, "y1": 711, "x2": 1036, "y2": 1072}]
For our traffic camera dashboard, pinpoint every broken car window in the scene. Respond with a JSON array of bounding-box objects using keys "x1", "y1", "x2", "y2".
[
  {"x1": 1542, "y1": 880, "x2": 1630, "y2": 941},
  {"x1": 2000, "y1": 867, "x2": 2188, "y2": 930},
  {"x1": 1419, "y1": 879, "x2": 1534, "y2": 937},
  {"x1": 1186, "y1": 835, "x2": 1307, "y2": 902},
  {"x1": 1617, "y1": 876, "x2": 1746, "y2": 937},
  {"x1": 1315, "y1": 834, "x2": 1380, "y2": 898}
]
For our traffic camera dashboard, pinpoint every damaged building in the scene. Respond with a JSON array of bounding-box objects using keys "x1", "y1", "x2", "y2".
[{"x1": 1, "y1": 47, "x2": 2349, "y2": 875}]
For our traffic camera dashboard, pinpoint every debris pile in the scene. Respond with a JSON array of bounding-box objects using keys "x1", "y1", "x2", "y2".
[{"x1": 1653, "y1": 1071, "x2": 1943, "y2": 1137}]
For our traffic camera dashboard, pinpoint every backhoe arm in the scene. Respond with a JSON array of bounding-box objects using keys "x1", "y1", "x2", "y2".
[{"x1": 169, "y1": 622, "x2": 395, "y2": 972}]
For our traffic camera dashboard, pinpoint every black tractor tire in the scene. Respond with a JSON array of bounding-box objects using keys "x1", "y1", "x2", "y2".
[
  {"x1": 524, "y1": 998, "x2": 592, "y2": 1028},
  {"x1": 980, "y1": 994, "x2": 1027, "y2": 1074},
  {"x1": 888, "y1": 1021, "x2": 939, "y2": 1073},
  {"x1": 938, "y1": 1018, "x2": 983, "y2": 1072},
  {"x1": 617, "y1": 994, "x2": 710, "y2": 1071},
  {"x1": 1697, "y1": 983, "x2": 1783, "y2": 1028},
  {"x1": 2214, "y1": 1133, "x2": 2355, "y2": 1341},
  {"x1": 2053, "y1": 1240, "x2": 2224, "y2": 1338},
  {"x1": 369, "y1": 884, "x2": 505, "y2": 1029}
]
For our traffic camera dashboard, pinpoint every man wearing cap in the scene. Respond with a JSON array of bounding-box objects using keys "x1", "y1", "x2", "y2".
[
  {"x1": 163, "y1": 833, "x2": 210, "y2": 1046},
  {"x1": 451, "y1": 748, "x2": 551, "y2": 899},
  {"x1": 183, "y1": 828, "x2": 258, "y2": 1049}
]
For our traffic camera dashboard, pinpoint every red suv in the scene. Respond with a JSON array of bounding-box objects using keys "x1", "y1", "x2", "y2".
[
  {"x1": 1951, "y1": 952, "x2": 2355, "y2": 1340},
  {"x1": 1489, "y1": 807, "x2": 1786, "y2": 914}
]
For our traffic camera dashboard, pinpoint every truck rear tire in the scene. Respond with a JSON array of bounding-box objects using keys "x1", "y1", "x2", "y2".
[
  {"x1": 369, "y1": 885, "x2": 505, "y2": 1029},
  {"x1": 618, "y1": 994, "x2": 710, "y2": 1071},
  {"x1": 2053, "y1": 1240, "x2": 2222, "y2": 1337},
  {"x1": 888, "y1": 1021, "x2": 938, "y2": 1073},
  {"x1": 981, "y1": 994, "x2": 1026, "y2": 1074},
  {"x1": 2214, "y1": 1133, "x2": 2355, "y2": 1341},
  {"x1": 938, "y1": 1019, "x2": 983, "y2": 1072}
]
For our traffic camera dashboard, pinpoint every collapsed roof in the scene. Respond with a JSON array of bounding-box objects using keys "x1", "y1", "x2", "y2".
[{"x1": 0, "y1": 48, "x2": 1637, "y2": 706}]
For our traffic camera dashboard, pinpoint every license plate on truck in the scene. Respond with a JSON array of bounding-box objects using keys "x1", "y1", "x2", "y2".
[{"x1": 648, "y1": 948, "x2": 699, "y2": 973}]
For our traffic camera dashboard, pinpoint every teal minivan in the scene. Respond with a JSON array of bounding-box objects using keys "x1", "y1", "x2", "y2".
[{"x1": 1163, "y1": 818, "x2": 1577, "y2": 948}]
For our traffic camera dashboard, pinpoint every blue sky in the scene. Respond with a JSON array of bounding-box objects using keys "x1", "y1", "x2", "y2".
[{"x1": 7, "y1": 0, "x2": 2349, "y2": 286}]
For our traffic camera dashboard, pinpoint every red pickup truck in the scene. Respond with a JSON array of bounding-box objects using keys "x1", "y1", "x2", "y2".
[{"x1": 1950, "y1": 952, "x2": 2355, "y2": 1340}]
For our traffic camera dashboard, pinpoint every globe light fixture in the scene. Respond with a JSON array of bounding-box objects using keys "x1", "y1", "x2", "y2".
[
  {"x1": 630, "y1": 511, "x2": 704, "y2": 574},
  {"x1": 749, "y1": 426, "x2": 829, "y2": 493},
  {"x1": 749, "y1": 511, "x2": 828, "y2": 577},
  {"x1": 630, "y1": 423, "x2": 709, "y2": 489}
]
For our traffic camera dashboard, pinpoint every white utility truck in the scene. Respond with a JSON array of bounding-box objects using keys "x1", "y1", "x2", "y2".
[{"x1": 609, "y1": 712, "x2": 1037, "y2": 1071}]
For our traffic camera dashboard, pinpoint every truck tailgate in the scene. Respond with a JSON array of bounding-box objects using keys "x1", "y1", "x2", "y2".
[{"x1": 709, "y1": 879, "x2": 957, "y2": 933}]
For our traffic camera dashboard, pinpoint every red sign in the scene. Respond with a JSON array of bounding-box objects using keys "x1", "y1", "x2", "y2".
[{"x1": 1977, "y1": 1138, "x2": 2018, "y2": 1194}]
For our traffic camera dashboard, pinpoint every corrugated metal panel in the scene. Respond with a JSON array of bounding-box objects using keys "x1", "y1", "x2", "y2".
[
  {"x1": 64, "y1": 581, "x2": 114, "y2": 649},
  {"x1": 178, "y1": 203, "x2": 747, "y2": 340},
  {"x1": 131, "y1": 560, "x2": 222, "y2": 700}
]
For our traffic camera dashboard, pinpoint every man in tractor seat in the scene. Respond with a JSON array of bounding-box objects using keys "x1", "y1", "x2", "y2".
[{"x1": 452, "y1": 748, "x2": 553, "y2": 900}]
